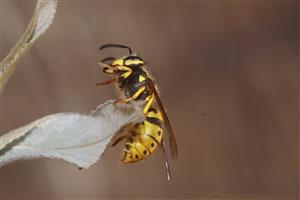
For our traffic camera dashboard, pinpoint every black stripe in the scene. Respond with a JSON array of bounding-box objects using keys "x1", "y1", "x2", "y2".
[
  {"x1": 148, "y1": 108, "x2": 158, "y2": 113},
  {"x1": 146, "y1": 117, "x2": 163, "y2": 128},
  {"x1": 145, "y1": 133, "x2": 160, "y2": 145},
  {"x1": 124, "y1": 56, "x2": 144, "y2": 67},
  {"x1": 127, "y1": 63, "x2": 143, "y2": 68},
  {"x1": 137, "y1": 90, "x2": 150, "y2": 101},
  {"x1": 124, "y1": 56, "x2": 143, "y2": 62}
]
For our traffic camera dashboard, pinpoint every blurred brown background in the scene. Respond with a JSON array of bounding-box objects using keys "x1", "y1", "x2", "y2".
[{"x1": 0, "y1": 1, "x2": 298, "y2": 199}]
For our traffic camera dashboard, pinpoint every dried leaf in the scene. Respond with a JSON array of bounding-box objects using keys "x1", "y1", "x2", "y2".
[
  {"x1": 0, "y1": 0, "x2": 58, "y2": 90},
  {"x1": 0, "y1": 100, "x2": 144, "y2": 168}
]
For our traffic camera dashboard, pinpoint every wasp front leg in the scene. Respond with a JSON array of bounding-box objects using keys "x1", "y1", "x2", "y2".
[
  {"x1": 96, "y1": 79, "x2": 116, "y2": 86},
  {"x1": 113, "y1": 98, "x2": 131, "y2": 105}
]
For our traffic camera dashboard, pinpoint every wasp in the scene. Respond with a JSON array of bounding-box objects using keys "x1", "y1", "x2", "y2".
[{"x1": 97, "y1": 43, "x2": 177, "y2": 181}]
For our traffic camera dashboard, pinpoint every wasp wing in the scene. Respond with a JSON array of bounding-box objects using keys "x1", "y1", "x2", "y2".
[{"x1": 146, "y1": 80, "x2": 178, "y2": 159}]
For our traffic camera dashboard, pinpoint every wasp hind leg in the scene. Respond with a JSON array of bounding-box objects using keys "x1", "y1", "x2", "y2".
[
  {"x1": 111, "y1": 135, "x2": 127, "y2": 146},
  {"x1": 160, "y1": 138, "x2": 171, "y2": 181},
  {"x1": 111, "y1": 123, "x2": 134, "y2": 147}
]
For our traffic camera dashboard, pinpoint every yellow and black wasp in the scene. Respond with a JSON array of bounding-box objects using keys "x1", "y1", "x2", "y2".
[{"x1": 97, "y1": 43, "x2": 177, "y2": 181}]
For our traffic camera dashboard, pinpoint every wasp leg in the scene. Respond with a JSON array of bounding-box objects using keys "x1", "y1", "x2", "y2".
[
  {"x1": 143, "y1": 94, "x2": 154, "y2": 114},
  {"x1": 131, "y1": 86, "x2": 146, "y2": 100},
  {"x1": 96, "y1": 79, "x2": 115, "y2": 86},
  {"x1": 160, "y1": 138, "x2": 171, "y2": 182},
  {"x1": 113, "y1": 98, "x2": 127, "y2": 105},
  {"x1": 113, "y1": 97, "x2": 134, "y2": 104},
  {"x1": 111, "y1": 135, "x2": 127, "y2": 146},
  {"x1": 113, "y1": 86, "x2": 147, "y2": 105},
  {"x1": 114, "y1": 86, "x2": 146, "y2": 105},
  {"x1": 111, "y1": 123, "x2": 134, "y2": 146}
]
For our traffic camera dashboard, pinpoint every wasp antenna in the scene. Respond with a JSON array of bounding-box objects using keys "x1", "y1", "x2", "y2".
[{"x1": 99, "y1": 43, "x2": 132, "y2": 55}]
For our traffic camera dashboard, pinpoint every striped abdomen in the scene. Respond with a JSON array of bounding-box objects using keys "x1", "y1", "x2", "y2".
[{"x1": 121, "y1": 108, "x2": 163, "y2": 163}]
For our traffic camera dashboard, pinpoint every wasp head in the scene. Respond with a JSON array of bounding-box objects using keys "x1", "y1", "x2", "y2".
[
  {"x1": 98, "y1": 43, "x2": 144, "y2": 78},
  {"x1": 99, "y1": 57, "x2": 144, "y2": 79}
]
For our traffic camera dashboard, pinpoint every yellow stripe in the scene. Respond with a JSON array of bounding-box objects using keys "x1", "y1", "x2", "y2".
[
  {"x1": 143, "y1": 94, "x2": 154, "y2": 114},
  {"x1": 117, "y1": 66, "x2": 130, "y2": 71},
  {"x1": 132, "y1": 86, "x2": 146, "y2": 99},
  {"x1": 121, "y1": 71, "x2": 131, "y2": 78},
  {"x1": 139, "y1": 75, "x2": 146, "y2": 82},
  {"x1": 144, "y1": 121, "x2": 163, "y2": 143},
  {"x1": 145, "y1": 95, "x2": 151, "y2": 101},
  {"x1": 147, "y1": 110, "x2": 163, "y2": 121},
  {"x1": 117, "y1": 66, "x2": 132, "y2": 78},
  {"x1": 144, "y1": 120, "x2": 162, "y2": 132},
  {"x1": 125, "y1": 60, "x2": 144, "y2": 66},
  {"x1": 112, "y1": 59, "x2": 124, "y2": 66}
]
